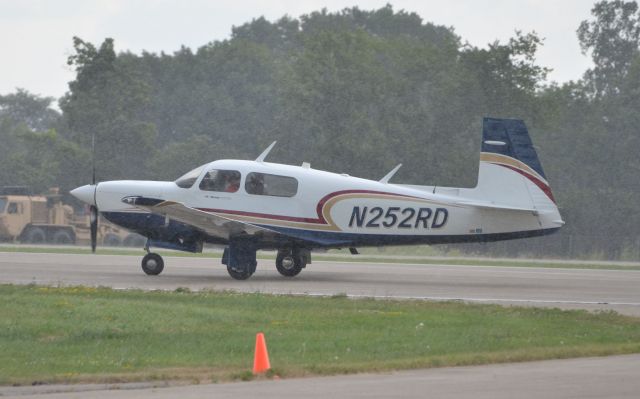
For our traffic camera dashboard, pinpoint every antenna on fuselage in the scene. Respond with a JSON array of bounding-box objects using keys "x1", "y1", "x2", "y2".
[
  {"x1": 255, "y1": 141, "x2": 277, "y2": 162},
  {"x1": 379, "y1": 164, "x2": 402, "y2": 184}
]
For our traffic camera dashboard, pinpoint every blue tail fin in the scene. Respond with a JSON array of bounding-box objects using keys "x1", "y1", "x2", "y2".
[{"x1": 481, "y1": 117, "x2": 546, "y2": 180}]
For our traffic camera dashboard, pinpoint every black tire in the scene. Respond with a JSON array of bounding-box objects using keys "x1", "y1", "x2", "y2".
[
  {"x1": 141, "y1": 253, "x2": 164, "y2": 275},
  {"x1": 276, "y1": 251, "x2": 304, "y2": 277},
  {"x1": 52, "y1": 230, "x2": 74, "y2": 245},
  {"x1": 23, "y1": 227, "x2": 46, "y2": 244},
  {"x1": 103, "y1": 233, "x2": 121, "y2": 247},
  {"x1": 226, "y1": 264, "x2": 253, "y2": 280},
  {"x1": 123, "y1": 233, "x2": 146, "y2": 247}
]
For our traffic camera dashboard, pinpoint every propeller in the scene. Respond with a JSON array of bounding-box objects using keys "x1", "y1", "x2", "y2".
[
  {"x1": 90, "y1": 133, "x2": 98, "y2": 253},
  {"x1": 69, "y1": 133, "x2": 100, "y2": 253},
  {"x1": 90, "y1": 204, "x2": 98, "y2": 253}
]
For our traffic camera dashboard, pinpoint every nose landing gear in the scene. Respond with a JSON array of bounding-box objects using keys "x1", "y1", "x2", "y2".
[
  {"x1": 141, "y1": 252, "x2": 164, "y2": 275},
  {"x1": 141, "y1": 240, "x2": 164, "y2": 275}
]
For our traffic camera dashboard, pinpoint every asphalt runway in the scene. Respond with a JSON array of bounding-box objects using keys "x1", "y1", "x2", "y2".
[{"x1": 1, "y1": 252, "x2": 639, "y2": 315}]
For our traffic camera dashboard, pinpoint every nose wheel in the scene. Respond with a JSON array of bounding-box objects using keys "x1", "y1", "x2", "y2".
[{"x1": 141, "y1": 252, "x2": 164, "y2": 275}]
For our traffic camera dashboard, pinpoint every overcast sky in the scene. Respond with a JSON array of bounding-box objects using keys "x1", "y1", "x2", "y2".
[{"x1": 0, "y1": 0, "x2": 597, "y2": 100}]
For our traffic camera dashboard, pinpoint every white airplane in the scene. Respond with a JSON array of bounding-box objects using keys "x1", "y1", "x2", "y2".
[{"x1": 71, "y1": 117, "x2": 564, "y2": 280}]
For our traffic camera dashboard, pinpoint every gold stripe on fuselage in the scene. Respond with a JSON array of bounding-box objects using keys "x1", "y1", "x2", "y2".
[{"x1": 479, "y1": 153, "x2": 547, "y2": 184}]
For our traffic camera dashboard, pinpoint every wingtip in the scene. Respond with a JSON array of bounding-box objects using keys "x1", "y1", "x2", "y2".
[
  {"x1": 255, "y1": 141, "x2": 277, "y2": 162},
  {"x1": 379, "y1": 163, "x2": 403, "y2": 184}
]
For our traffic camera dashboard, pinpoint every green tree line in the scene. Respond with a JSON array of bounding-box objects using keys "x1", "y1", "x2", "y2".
[{"x1": 1, "y1": 2, "x2": 638, "y2": 259}]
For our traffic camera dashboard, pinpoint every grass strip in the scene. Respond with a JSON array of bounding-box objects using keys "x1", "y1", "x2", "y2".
[{"x1": 0, "y1": 284, "x2": 639, "y2": 386}]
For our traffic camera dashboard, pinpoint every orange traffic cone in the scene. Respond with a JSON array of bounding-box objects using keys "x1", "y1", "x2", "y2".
[{"x1": 253, "y1": 332, "x2": 271, "y2": 374}]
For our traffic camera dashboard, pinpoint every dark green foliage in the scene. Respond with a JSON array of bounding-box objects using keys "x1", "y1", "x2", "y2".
[
  {"x1": 0, "y1": 3, "x2": 638, "y2": 258},
  {"x1": 578, "y1": 0, "x2": 640, "y2": 96},
  {"x1": 0, "y1": 90, "x2": 87, "y2": 193}
]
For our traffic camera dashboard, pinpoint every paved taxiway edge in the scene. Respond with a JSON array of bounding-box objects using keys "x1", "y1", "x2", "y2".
[{"x1": 3, "y1": 354, "x2": 640, "y2": 399}]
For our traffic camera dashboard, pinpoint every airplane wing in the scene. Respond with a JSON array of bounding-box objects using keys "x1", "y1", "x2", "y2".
[{"x1": 122, "y1": 196, "x2": 280, "y2": 241}]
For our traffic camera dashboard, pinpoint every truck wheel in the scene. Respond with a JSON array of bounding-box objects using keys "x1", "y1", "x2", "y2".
[
  {"x1": 123, "y1": 234, "x2": 146, "y2": 247},
  {"x1": 52, "y1": 230, "x2": 73, "y2": 245},
  {"x1": 103, "y1": 233, "x2": 121, "y2": 246},
  {"x1": 23, "y1": 227, "x2": 45, "y2": 244}
]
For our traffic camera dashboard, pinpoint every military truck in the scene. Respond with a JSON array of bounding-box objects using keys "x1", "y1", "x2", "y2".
[{"x1": 0, "y1": 186, "x2": 144, "y2": 246}]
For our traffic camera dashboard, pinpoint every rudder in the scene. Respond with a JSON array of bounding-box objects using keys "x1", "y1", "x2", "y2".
[{"x1": 481, "y1": 117, "x2": 547, "y2": 180}]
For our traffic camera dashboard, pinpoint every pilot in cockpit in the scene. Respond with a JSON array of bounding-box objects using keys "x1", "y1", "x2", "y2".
[{"x1": 224, "y1": 172, "x2": 240, "y2": 193}]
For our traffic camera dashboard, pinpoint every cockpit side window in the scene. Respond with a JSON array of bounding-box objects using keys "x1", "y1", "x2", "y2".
[
  {"x1": 199, "y1": 170, "x2": 241, "y2": 193},
  {"x1": 245, "y1": 172, "x2": 298, "y2": 197},
  {"x1": 175, "y1": 165, "x2": 206, "y2": 189}
]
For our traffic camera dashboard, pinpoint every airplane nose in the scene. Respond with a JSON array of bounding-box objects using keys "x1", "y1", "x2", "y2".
[{"x1": 70, "y1": 184, "x2": 96, "y2": 206}]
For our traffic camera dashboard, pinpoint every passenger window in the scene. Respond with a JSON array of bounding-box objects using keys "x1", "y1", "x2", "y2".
[
  {"x1": 199, "y1": 170, "x2": 241, "y2": 193},
  {"x1": 245, "y1": 172, "x2": 298, "y2": 197},
  {"x1": 7, "y1": 202, "x2": 19, "y2": 214}
]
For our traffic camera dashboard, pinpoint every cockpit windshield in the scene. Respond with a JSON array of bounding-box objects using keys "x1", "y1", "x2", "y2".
[{"x1": 174, "y1": 165, "x2": 206, "y2": 188}]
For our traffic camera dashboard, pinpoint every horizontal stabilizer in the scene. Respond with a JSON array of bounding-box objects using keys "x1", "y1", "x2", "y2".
[{"x1": 455, "y1": 199, "x2": 538, "y2": 213}]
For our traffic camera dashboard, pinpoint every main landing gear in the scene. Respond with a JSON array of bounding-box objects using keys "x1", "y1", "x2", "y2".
[
  {"x1": 221, "y1": 243, "x2": 311, "y2": 280},
  {"x1": 222, "y1": 240, "x2": 257, "y2": 280},
  {"x1": 275, "y1": 248, "x2": 309, "y2": 277}
]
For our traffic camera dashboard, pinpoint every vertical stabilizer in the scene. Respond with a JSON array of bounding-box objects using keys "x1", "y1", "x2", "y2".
[{"x1": 474, "y1": 118, "x2": 558, "y2": 221}]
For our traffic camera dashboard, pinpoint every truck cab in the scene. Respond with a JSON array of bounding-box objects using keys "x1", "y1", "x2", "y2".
[{"x1": 0, "y1": 195, "x2": 35, "y2": 241}]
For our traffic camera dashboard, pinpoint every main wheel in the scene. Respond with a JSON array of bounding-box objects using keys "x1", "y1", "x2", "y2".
[
  {"x1": 276, "y1": 251, "x2": 304, "y2": 277},
  {"x1": 141, "y1": 253, "x2": 164, "y2": 275},
  {"x1": 227, "y1": 264, "x2": 253, "y2": 280}
]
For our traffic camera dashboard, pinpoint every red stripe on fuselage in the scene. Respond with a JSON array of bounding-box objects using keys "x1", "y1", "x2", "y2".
[{"x1": 198, "y1": 190, "x2": 421, "y2": 225}]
